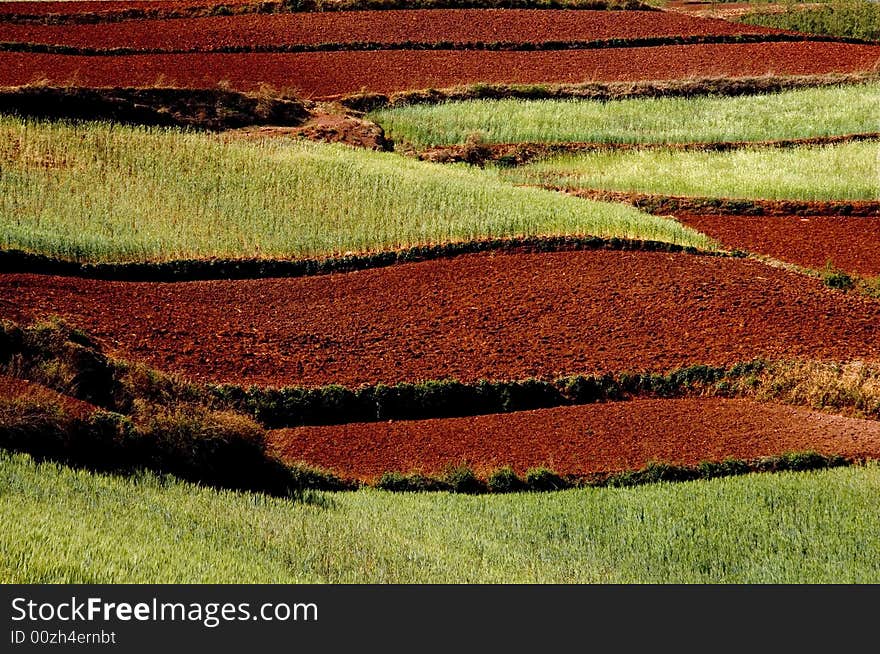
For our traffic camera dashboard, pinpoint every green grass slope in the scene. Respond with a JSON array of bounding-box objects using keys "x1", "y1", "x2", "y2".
[
  {"x1": 3, "y1": 452, "x2": 880, "y2": 583},
  {"x1": 0, "y1": 117, "x2": 708, "y2": 263}
]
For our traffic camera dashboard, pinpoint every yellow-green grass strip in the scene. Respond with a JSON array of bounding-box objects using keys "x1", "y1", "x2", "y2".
[
  {"x1": 369, "y1": 82, "x2": 880, "y2": 148},
  {"x1": 0, "y1": 116, "x2": 710, "y2": 263},
  {"x1": 737, "y1": 0, "x2": 880, "y2": 41},
  {"x1": 497, "y1": 141, "x2": 880, "y2": 202},
  {"x1": 3, "y1": 451, "x2": 880, "y2": 583}
]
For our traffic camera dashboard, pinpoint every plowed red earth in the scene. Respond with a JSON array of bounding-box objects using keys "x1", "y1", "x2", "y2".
[
  {"x1": 3, "y1": 251, "x2": 880, "y2": 387},
  {"x1": 0, "y1": 0, "x2": 258, "y2": 15},
  {"x1": 0, "y1": 10, "x2": 785, "y2": 50},
  {"x1": 0, "y1": 42, "x2": 876, "y2": 97},
  {"x1": 267, "y1": 398, "x2": 880, "y2": 479},
  {"x1": 677, "y1": 214, "x2": 880, "y2": 277},
  {"x1": 0, "y1": 374, "x2": 96, "y2": 419}
]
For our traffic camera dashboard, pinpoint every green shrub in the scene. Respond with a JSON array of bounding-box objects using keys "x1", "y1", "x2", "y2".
[
  {"x1": 822, "y1": 263, "x2": 856, "y2": 290},
  {"x1": 525, "y1": 467, "x2": 570, "y2": 491},
  {"x1": 487, "y1": 466, "x2": 527, "y2": 493},
  {"x1": 442, "y1": 465, "x2": 487, "y2": 494},
  {"x1": 375, "y1": 472, "x2": 448, "y2": 492}
]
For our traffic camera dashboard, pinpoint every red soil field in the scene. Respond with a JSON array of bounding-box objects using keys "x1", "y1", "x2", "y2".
[
  {"x1": 2, "y1": 251, "x2": 880, "y2": 387},
  {"x1": 267, "y1": 398, "x2": 880, "y2": 479},
  {"x1": 0, "y1": 374, "x2": 96, "y2": 419},
  {"x1": 0, "y1": 10, "x2": 785, "y2": 50},
  {"x1": 677, "y1": 214, "x2": 880, "y2": 277},
  {"x1": 0, "y1": 0, "x2": 258, "y2": 15},
  {"x1": 0, "y1": 42, "x2": 876, "y2": 97}
]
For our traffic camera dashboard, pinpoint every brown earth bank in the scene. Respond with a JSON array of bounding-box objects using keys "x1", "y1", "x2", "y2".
[
  {"x1": 3, "y1": 250, "x2": 880, "y2": 387},
  {"x1": 0, "y1": 373, "x2": 96, "y2": 419},
  {"x1": 417, "y1": 133, "x2": 880, "y2": 164},
  {"x1": 0, "y1": 10, "x2": 786, "y2": 51},
  {"x1": 0, "y1": 42, "x2": 876, "y2": 97},
  {"x1": 676, "y1": 214, "x2": 880, "y2": 277},
  {"x1": 557, "y1": 188, "x2": 880, "y2": 217},
  {"x1": 267, "y1": 397, "x2": 880, "y2": 479}
]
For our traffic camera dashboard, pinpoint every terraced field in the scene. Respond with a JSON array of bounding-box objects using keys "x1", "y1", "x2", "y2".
[
  {"x1": 0, "y1": 10, "x2": 787, "y2": 51},
  {"x1": 5, "y1": 251, "x2": 880, "y2": 387},
  {"x1": 1, "y1": 0, "x2": 879, "y2": 584}
]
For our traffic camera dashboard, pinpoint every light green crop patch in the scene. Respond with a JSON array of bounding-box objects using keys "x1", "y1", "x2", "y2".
[
  {"x1": 0, "y1": 116, "x2": 710, "y2": 263},
  {"x1": 499, "y1": 141, "x2": 880, "y2": 201},
  {"x1": 370, "y1": 83, "x2": 880, "y2": 148},
  {"x1": 2, "y1": 452, "x2": 880, "y2": 583}
]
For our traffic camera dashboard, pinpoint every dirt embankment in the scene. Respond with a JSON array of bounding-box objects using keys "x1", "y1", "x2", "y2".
[
  {"x1": 0, "y1": 374, "x2": 97, "y2": 420},
  {"x1": 418, "y1": 133, "x2": 880, "y2": 165},
  {"x1": 556, "y1": 188, "x2": 880, "y2": 218},
  {"x1": 268, "y1": 397, "x2": 880, "y2": 479},
  {"x1": 0, "y1": 85, "x2": 308, "y2": 129},
  {"x1": 3, "y1": 250, "x2": 880, "y2": 387}
]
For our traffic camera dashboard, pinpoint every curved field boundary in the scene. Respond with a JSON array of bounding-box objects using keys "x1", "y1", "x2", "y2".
[
  {"x1": 0, "y1": 236, "x2": 715, "y2": 282},
  {"x1": 2, "y1": 34, "x2": 853, "y2": 56},
  {"x1": 1, "y1": 43, "x2": 877, "y2": 98},
  {"x1": 554, "y1": 188, "x2": 880, "y2": 217},
  {"x1": 344, "y1": 71, "x2": 880, "y2": 110},
  {"x1": 5, "y1": 250, "x2": 880, "y2": 389},
  {"x1": 0, "y1": 1, "x2": 656, "y2": 25},
  {"x1": 418, "y1": 132, "x2": 880, "y2": 165}
]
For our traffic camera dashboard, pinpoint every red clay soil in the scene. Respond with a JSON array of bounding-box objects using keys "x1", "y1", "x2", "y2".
[
  {"x1": 0, "y1": 374, "x2": 96, "y2": 419},
  {"x1": 676, "y1": 214, "x2": 880, "y2": 277},
  {"x1": 0, "y1": 10, "x2": 786, "y2": 50},
  {"x1": 0, "y1": 42, "x2": 876, "y2": 97},
  {"x1": 0, "y1": 1, "x2": 259, "y2": 16},
  {"x1": 267, "y1": 397, "x2": 880, "y2": 479},
  {"x1": 3, "y1": 250, "x2": 880, "y2": 387}
]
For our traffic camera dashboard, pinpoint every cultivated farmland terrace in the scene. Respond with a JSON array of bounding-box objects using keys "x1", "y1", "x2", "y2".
[{"x1": 3, "y1": 250, "x2": 880, "y2": 387}]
